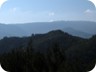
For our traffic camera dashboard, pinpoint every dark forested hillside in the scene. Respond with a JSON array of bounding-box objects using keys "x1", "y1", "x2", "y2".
[
  {"x1": 0, "y1": 30, "x2": 96, "y2": 72},
  {"x1": 0, "y1": 30, "x2": 85, "y2": 53}
]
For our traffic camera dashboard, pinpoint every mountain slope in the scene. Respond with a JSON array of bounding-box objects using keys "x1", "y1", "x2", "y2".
[
  {"x1": 0, "y1": 30, "x2": 89, "y2": 53},
  {"x1": 0, "y1": 30, "x2": 96, "y2": 72},
  {"x1": 63, "y1": 27, "x2": 92, "y2": 38},
  {"x1": 0, "y1": 21, "x2": 96, "y2": 39}
]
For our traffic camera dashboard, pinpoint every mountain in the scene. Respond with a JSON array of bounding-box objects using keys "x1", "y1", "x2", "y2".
[
  {"x1": 0, "y1": 30, "x2": 96, "y2": 72},
  {"x1": 63, "y1": 27, "x2": 92, "y2": 38},
  {"x1": 0, "y1": 29, "x2": 95, "y2": 54},
  {"x1": 0, "y1": 30, "x2": 84, "y2": 53},
  {"x1": 0, "y1": 21, "x2": 96, "y2": 39},
  {"x1": 0, "y1": 24, "x2": 27, "y2": 38}
]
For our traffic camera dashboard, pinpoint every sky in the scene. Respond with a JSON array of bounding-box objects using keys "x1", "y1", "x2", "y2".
[{"x1": 0, "y1": 0, "x2": 96, "y2": 23}]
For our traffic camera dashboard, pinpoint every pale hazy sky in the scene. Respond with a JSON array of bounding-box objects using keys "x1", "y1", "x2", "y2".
[{"x1": 0, "y1": 0, "x2": 96, "y2": 23}]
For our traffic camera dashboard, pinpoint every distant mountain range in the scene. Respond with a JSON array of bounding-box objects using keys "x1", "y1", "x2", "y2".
[
  {"x1": 63, "y1": 27, "x2": 92, "y2": 38},
  {"x1": 0, "y1": 21, "x2": 96, "y2": 39}
]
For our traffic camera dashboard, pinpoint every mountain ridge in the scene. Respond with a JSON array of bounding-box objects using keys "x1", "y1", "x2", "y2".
[
  {"x1": 0, "y1": 21, "x2": 96, "y2": 39},
  {"x1": 0, "y1": 29, "x2": 93, "y2": 54}
]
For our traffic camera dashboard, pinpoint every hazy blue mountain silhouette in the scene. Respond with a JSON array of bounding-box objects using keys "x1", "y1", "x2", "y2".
[
  {"x1": 0, "y1": 21, "x2": 96, "y2": 39},
  {"x1": 63, "y1": 27, "x2": 92, "y2": 38}
]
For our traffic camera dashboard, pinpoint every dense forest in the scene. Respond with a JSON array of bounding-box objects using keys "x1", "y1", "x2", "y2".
[{"x1": 0, "y1": 30, "x2": 96, "y2": 72}]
